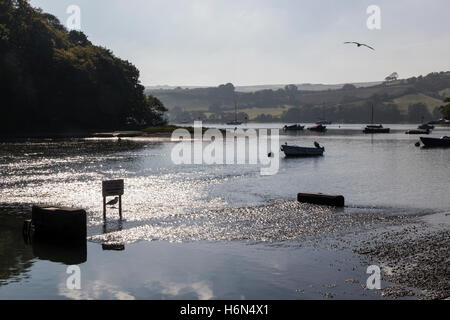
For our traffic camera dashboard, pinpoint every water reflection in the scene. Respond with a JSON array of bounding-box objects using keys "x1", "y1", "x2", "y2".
[
  {"x1": 102, "y1": 219, "x2": 125, "y2": 251},
  {"x1": 31, "y1": 241, "x2": 87, "y2": 265},
  {"x1": 0, "y1": 215, "x2": 34, "y2": 286}
]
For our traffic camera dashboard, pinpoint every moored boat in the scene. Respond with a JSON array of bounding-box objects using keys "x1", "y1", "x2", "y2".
[
  {"x1": 405, "y1": 129, "x2": 430, "y2": 135},
  {"x1": 281, "y1": 142, "x2": 325, "y2": 157},
  {"x1": 418, "y1": 123, "x2": 434, "y2": 130},
  {"x1": 308, "y1": 124, "x2": 327, "y2": 132},
  {"x1": 363, "y1": 104, "x2": 391, "y2": 134},
  {"x1": 420, "y1": 136, "x2": 450, "y2": 148},
  {"x1": 226, "y1": 100, "x2": 243, "y2": 125},
  {"x1": 363, "y1": 124, "x2": 390, "y2": 134},
  {"x1": 283, "y1": 124, "x2": 305, "y2": 131}
]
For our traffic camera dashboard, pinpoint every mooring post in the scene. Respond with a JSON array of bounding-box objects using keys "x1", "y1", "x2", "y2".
[
  {"x1": 103, "y1": 196, "x2": 106, "y2": 220},
  {"x1": 119, "y1": 195, "x2": 122, "y2": 220}
]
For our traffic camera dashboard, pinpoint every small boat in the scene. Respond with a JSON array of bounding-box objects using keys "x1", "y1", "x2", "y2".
[
  {"x1": 308, "y1": 124, "x2": 327, "y2": 132},
  {"x1": 281, "y1": 142, "x2": 325, "y2": 157},
  {"x1": 363, "y1": 125, "x2": 390, "y2": 134},
  {"x1": 226, "y1": 100, "x2": 243, "y2": 125},
  {"x1": 363, "y1": 104, "x2": 391, "y2": 134},
  {"x1": 405, "y1": 129, "x2": 430, "y2": 135},
  {"x1": 418, "y1": 123, "x2": 434, "y2": 130},
  {"x1": 316, "y1": 120, "x2": 332, "y2": 125},
  {"x1": 420, "y1": 136, "x2": 450, "y2": 148},
  {"x1": 283, "y1": 124, "x2": 304, "y2": 131},
  {"x1": 429, "y1": 119, "x2": 449, "y2": 125}
]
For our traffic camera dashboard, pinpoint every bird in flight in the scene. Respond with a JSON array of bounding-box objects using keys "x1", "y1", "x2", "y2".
[{"x1": 344, "y1": 41, "x2": 375, "y2": 50}]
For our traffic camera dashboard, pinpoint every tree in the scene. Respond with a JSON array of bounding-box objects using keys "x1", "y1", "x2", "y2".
[
  {"x1": 208, "y1": 103, "x2": 222, "y2": 113},
  {"x1": 440, "y1": 98, "x2": 450, "y2": 119},
  {"x1": 342, "y1": 84, "x2": 356, "y2": 90},
  {"x1": 408, "y1": 103, "x2": 432, "y2": 123},
  {"x1": 385, "y1": 72, "x2": 399, "y2": 82},
  {"x1": 68, "y1": 30, "x2": 91, "y2": 46},
  {"x1": 0, "y1": 0, "x2": 166, "y2": 133}
]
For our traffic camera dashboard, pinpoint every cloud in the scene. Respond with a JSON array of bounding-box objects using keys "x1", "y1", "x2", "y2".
[
  {"x1": 159, "y1": 280, "x2": 214, "y2": 300},
  {"x1": 58, "y1": 280, "x2": 135, "y2": 300}
]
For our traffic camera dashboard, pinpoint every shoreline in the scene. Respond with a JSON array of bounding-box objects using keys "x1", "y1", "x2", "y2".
[{"x1": 1, "y1": 122, "x2": 449, "y2": 141}]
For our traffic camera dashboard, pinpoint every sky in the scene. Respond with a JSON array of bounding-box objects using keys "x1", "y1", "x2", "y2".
[{"x1": 30, "y1": 0, "x2": 450, "y2": 87}]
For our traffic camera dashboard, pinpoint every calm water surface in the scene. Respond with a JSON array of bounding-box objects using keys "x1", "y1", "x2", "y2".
[{"x1": 0, "y1": 123, "x2": 448, "y2": 299}]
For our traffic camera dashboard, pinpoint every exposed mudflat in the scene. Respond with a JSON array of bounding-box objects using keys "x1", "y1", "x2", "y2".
[{"x1": 357, "y1": 223, "x2": 449, "y2": 300}]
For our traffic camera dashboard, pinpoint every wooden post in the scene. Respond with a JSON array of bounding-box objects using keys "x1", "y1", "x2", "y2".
[
  {"x1": 119, "y1": 195, "x2": 122, "y2": 220},
  {"x1": 103, "y1": 196, "x2": 106, "y2": 220}
]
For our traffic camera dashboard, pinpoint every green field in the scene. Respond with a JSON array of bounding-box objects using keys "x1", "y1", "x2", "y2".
[
  {"x1": 238, "y1": 106, "x2": 289, "y2": 119},
  {"x1": 393, "y1": 93, "x2": 443, "y2": 114},
  {"x1": 439, "y1": 88, "x2": 450, "y2": 98}
]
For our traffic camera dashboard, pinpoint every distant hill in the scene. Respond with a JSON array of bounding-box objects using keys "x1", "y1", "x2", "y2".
[
  {"x1": 146, "y1": 81, "x2": 382, "y2": 93},
  {"x1": 147, "y1": 72, "x2": 450, "y2": 124}
]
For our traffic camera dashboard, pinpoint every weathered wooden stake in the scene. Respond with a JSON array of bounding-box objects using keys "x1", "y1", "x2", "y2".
[
  {"x1": 119, "y1": 195, "x2": 122, "y2": 219},
  {"x1": 103, "y1": 196, "x2": 107, "y2": 220}
]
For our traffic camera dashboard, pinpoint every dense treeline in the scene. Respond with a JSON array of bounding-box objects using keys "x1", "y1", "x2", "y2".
[
  {"x1": 169, "y1": 101, "x2": 441, "y2": 124},
  {"x1": 151, "y1": 72, "x2": 450, "y2": 123},
  {"x1": 0, "y1": 0, "x2": 166, "y2": 134},
  {"x1": 441, "y1": 98, "x2": 450, "y2": 119}
]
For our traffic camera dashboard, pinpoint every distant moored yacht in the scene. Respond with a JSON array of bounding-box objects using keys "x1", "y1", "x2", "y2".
[{"x1": 363, "y1": 104, "x2": 390, "y2": 134}]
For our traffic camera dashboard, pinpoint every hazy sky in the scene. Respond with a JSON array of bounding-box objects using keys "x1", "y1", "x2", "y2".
[{"x1": 30, "y1": 0, "x2": 450, "y2": 86}]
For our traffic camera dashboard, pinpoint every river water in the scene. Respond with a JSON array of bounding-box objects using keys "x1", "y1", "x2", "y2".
[{"x1": 0, "y1": 123, "x2": 449, "y2": 299}]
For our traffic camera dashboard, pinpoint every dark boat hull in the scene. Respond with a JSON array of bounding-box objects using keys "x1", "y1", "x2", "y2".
[
  {"x1": 363, "y1": 127, "x2": 390, "y2": 134},
  {"x1": 281, "y1": 145, "x2": 324, "y2": 157},
  {"x1": 226, "y1": 121, "x2": 243, "y2": 125},
  {"x1": 418, "y1": 124, "x2": 434, "y2": 130},
  {"x1": 284, "y1": 125, "x2": 304, "y2": 131},
  {"x1": 420, "y1": 137, "x2": 450, "y2": 148},
  {"x1": 308, "y1": 125, "x2": 327, "y2": 132},
  {"x1": 406, "y1": 129, "x2": 430, "y2": 135}
]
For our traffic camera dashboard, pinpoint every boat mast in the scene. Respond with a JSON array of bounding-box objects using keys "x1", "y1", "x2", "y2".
[{"x1": 371, "y1": 103, "x2": 374, "y2": 125}]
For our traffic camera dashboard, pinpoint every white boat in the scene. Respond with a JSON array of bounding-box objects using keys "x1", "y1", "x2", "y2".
[{"x1": 281, "y1": 142, "x2": 325, "y2": 157}]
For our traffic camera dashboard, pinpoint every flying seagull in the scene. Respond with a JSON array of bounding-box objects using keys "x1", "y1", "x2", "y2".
[
  {"x1": 106, "y1": 197, "x2": 119, "y2": 206},
  {"x1": 344, "y1": 42, "x2": 375, "y2": 50}
]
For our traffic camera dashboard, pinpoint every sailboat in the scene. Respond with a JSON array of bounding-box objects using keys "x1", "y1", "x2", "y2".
[
  {"x1": 316, "y1": 105, "x2": 332, "y2": 125},
  {"x1": 418, "y1": 116, "x2": 434, "y2": 130},
  {"x1": 226, "y1": 100, "x2": 242, "y2": 125},
  {"x1": 363, "y1": 104, "x2": 390, "y2": 134}
]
